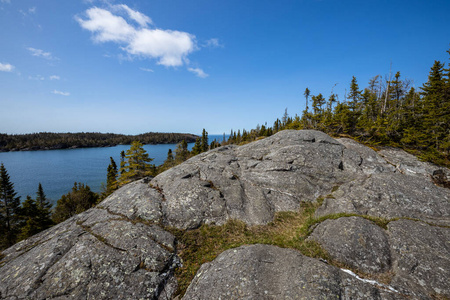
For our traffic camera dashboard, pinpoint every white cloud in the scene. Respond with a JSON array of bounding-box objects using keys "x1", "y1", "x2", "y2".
[
  {"x1": 52, "y1": 90, "x2": 70, "y2": 96},
  {"x1": 0, "y1": 62, "x2": 14, "y2": 72},
  {"x1": 27, "y1": 47, "x2": 57, "y2": 60},
  {"x1": 113, "y1": 4, "x2": 152, "y2": 27},
  {"x1": 1, "y1": 0, "x2": 11, "y2": 4},
  {"x1": 49, "y1": 75, "x2": 60, "y2": 80},
  {"x1": 76, "y1": 6, "x2": 196, "y2": 67},
  {"x1": 203, "y1": 38, "x2": 223, "y2": 48},
  {"x1": 28, "y1": 75, "x2": 45, "y2": 80},
  {"x1": 188, "y1": 67, "x2": 208, "y2": 78},
  {"x1": 140, "y1": 67, "x2": 154, "y2": 72}
]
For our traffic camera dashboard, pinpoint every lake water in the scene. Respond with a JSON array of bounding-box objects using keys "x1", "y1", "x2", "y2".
[{"x1": 0, "y1": 135, "x2": 226, "y2": 205}]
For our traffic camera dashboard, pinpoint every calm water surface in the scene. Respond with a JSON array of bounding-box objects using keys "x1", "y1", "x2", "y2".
[{"x1": 0, "y1": 140, "x2": 216, "y2": 204}]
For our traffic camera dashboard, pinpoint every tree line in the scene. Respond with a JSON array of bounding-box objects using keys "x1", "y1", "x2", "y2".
[
  {"x1": 224, "y1": 48, "x2": 450, "y2": 167},
  {"x1": 0, "y1": 132, "x2": 198, "y2": 152}
]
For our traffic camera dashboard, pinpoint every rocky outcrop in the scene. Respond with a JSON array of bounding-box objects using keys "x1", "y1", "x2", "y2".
[
  {"x1": 307, "y1": 216, "x2": 392, "y2": 274},
  {"x1": 183, "y1": 244, "x2": 404, "y2": 300},
  {"x1": 1, "y1": 130, "x2": 449, "y2": 299},
  {"x1": 0, "y1": 183, "x2": 180, "y2": 300},
  {"x1": 151, "y1": 130, "x2": 382, "y2": 230}
]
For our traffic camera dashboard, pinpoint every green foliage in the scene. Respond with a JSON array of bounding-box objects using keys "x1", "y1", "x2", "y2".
[
  {"x1": 18, "y1": 196, "x2": 42, "y2": 241},
  {"x1": 201, "y1": 129, "x2": 209, "y2": 153},
  {"x1": 191, "y1": 138, "x2": 202, "y2": 156},
  {"x1": 118, "y1": 141, "x2": 155, "y2": 185},
  {"x1": 168, "y1": 202, "x2": 330, "y2": 297},
  {"x1": 0, "y1": 163, "x2": 21, "y2": 249},
  {"x1": 191, "y1": 129, "x2": 209, "y2": 155},
  {"x1": 175, "y1": 140, "x2": 189, "y2": 163},
  {"x1": 0, "y1": 132, "x2": 198, "y2": 152},
  {"x1": 106, "y1": 157, "x2": 118, "y2": 195},
  {"x1": 52, "y1": 182, "x2": 98, "y2": 224},
  {"x1": 224, "y1": 48, "x2": 450, "y2": 167}
]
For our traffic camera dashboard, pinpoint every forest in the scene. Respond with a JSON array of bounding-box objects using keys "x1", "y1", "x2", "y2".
[
  {"x1": 225, "y1": 49, "x2": 450, "y2": 167},
  {"x1": 0, "y1": 132, "x2": 198, "y2": 151}
]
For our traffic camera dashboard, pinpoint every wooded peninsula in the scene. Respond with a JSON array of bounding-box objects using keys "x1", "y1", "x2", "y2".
[{"x1": 0, "y1": 132, "x2": 198, "y2": 152}]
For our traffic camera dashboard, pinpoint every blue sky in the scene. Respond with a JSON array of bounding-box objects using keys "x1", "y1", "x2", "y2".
[{"x1": 1, "y1": 0, "x2": 449, "y2": 135}]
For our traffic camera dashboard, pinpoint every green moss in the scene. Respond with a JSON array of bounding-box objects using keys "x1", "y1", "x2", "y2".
[
  {"x1": 167, "y1": 201, "x2": 330, "y2": 297},
  {"x1": 331, "y1": 185, "x2": 340, "y2": 193}
]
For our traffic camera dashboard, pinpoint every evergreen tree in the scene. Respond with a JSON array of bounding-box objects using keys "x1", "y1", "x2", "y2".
[
  {"x1": 120, "y1": 150, "x2": 126, "y2": 175},
  {"x1": 118, "y1": 141, "x2": 154, "y2": 185},
  {"x1": 311, "y1": 94, "x2": 326, "y2": 128},
  {"x1": 167, "y1": 149, "x2": 174, "y2": 163},
  {"x1": 160, "y1": 148, "x2": 175, "y2": 172},
  {"x1": 0, "y1": 163, "x2": 22, "y2": 249},
  {"x1": 201, "y1": 129, "x2": 209, "y2": 153},
  {"x1": 34, "y1": 183, "x2": 53, "y2": 231},
  {"x1": 191, "y1": 138, "x2": 202, "y2": 155},
  {"x1": 52, "y1": 183, "x2": 98, "y2": 224},
  {"x1": 281, "y1": 108, "x2": 289, "y2": 128},
  {"x1": 175, "y1": 140, "x2": 189, "y2": 163},
  {"x1": 303, "y1": 87, "x2": 310, "y2": 111},
  {"x1": 36, "y1": 183, "x2": 51, "y2": 211},
  {"x1": 347, "y1": 76, "x2": 362, "y2": 112},
  {"x1": 18, "y1": 196, "x2": 41, "y2": 241},
  {"x1": 106, "y1": 157, "x2": 118, "y2": 194},
  {"x1": 419, "y1": 60, "x2": 449, "y2": 157}
]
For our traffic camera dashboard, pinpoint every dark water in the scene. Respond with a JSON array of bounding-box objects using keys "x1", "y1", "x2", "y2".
[{"x1": 0, "y1": 135, "x2": 226, "y2": 204}]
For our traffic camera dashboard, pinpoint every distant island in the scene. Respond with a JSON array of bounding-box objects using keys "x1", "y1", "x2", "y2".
[{"x1": 0, "y1": 132, "x2": 198, "y2": 152}]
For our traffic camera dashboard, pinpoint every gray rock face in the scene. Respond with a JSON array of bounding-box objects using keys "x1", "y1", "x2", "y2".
[
  {"x1": 151, "y1": 130, "x2": 388, "y2": 229},
  {"x1": 307, "y1": 216, "x2": 392, "y2": 274},
  {"x1": 0, "y1": 181, "x2": 179, "y2": 300},
  {"x1": 1, "y1": 130, "x2": 449, "y2": 299},
  {"x1": 183, "y1": 244, "x2": 404, "y2": 300},
  {"x1": 378, "y1": 147, "x2": 449, "y2": 180},
  {"x1": 388, "y1": 220, "x2": 450, "y2": 298},
  {"x1": 315, "y1": 172, "x2": 450, "y2": 226}
]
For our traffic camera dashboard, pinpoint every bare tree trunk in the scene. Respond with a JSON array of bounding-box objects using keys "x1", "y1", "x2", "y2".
[{"x1": 383, "y1": 62, "x2": 393, "y2": 114}]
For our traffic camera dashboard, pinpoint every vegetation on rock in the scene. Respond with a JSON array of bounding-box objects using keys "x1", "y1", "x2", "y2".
[{"x1": 52, "y1": 182, "x2": 98, "y2": 224}]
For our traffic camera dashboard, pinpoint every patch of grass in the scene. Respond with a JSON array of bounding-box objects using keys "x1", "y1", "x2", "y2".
[
  {"x1": 331, "y1": 185, "x2": 340, "y2": 193},
  {"x1": 167, "y1": 196, "x2": 431, "y2": 297},
  {"x1": 167, "y1": 201, "x2": 330, "y2": 297}
]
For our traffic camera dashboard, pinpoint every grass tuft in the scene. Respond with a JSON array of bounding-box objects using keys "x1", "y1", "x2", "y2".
[{"x1": 167, "y1": 200, "x2": 330, "y2": 297}]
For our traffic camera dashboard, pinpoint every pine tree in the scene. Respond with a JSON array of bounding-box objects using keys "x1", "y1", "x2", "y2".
[
  {"x1": 420, "y1": 61, "x2": 446, "y2": 152},
  {"x1": 106, "y1": 157, "x2": 118, "y2": 194},
  {"x1": 0, "y1": 163, "x2": 22, "y2": 249},
  {"x1": 311, "y1": 94, "x2": 326, "y2": 128},
  {"x1": 191, "y1": 138, "x2": 202, "y2": 155},
  {"x1": 175, "y1": 140, "x2": 189, "y2": 163},
  {"x1": 18, "y1": 196, "x2": 40, "y2": 241},
  {"x1": 281, "y1": 108, "x2": 289, "y2": 128},
  {"x1": 347, "y1": 76, "x2": 362, "y2": 112},
  {"x1": 161, "y1": 148, "x2": 175, "y2": 171},
  {"x1": 120, "y1": 150, "x2": 126, "y2": 175},
  {"x1": 52, "y1": 183, "x2": 98, "y2": 224},
  {"x1": 304, "y1": 88, "x2": 310, "y2": 111},
  {"x1": 118, "y1": 141, "x2": 154, "y2": 185},
  {"x1": 34, "y1": 183, "x2": 53, "y2": 231},
  {"x1": 201, "y1": 129, "x2": 209, "y2": 153}
]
